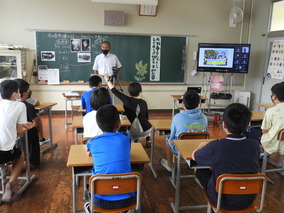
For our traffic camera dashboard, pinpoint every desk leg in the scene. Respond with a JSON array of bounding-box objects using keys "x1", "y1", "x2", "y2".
[
  {"x1": 65, "y1": 98, "x2": 68, "y2": 129},
  {"x1": 172, "y1": 99, "x2": 175, "y2": 118},
  {"x1": 75, "y1": 128, "x2": 78, "y2": 145},
  {"x1": 41, "y1": 107, "x2": 58, "y2": 154},
  {"x1": 170, "y1": 151, "x2": 207, "y2": 212},
  {"x1": 17, "y1": 132, "x2": 37, "y2": 196},
  {"x1": 171, "y1": 151, "x2": 181, "y2": 213},
  {"x1": 72, "y1": 168, "x2": 78, "y2": 213},
  {"x1": 148, "y1": 128, "x2": 157, "y2": 178}
]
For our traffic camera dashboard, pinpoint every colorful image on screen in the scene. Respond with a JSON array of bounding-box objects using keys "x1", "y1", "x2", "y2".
[{"x1": 198, "y1": 48, "x2": 234, "y2": 68}]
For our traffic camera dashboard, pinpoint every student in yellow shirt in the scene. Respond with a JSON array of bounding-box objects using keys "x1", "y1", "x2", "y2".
[{"x1": 261, "y1": 82, "x2": 284, "y2": 154}]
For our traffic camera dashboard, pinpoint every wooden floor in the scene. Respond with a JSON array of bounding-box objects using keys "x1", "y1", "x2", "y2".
[{"x1": 1, "y1": 112, "x2": 284, "y2": 213}]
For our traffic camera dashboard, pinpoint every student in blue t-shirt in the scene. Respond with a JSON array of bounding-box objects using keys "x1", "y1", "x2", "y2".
[
  {"x1": 160, "y1": 90, "x2": 208, "y2": 172},
  {"x1": 86, "y1": 104, "x2": 134, "y2": 210},
  {"x1": 192, "y1": 103, "x2": 260, "y2": 211},
  {"x1": 81, "y1": 75, "x2": 102, "y2": 114}
]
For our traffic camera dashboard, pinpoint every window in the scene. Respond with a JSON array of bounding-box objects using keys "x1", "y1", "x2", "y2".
[{"x1": 270, "y1": 0, "x2": 284, "y2": 32}]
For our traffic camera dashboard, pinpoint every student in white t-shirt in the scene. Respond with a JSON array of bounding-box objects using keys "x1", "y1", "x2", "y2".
[
  {"x1": 0, "y1": 80, "x2": 34, "y2": 203},
  {"x1": 83, "y1": 87, "x2": 111, "y2": 138}
]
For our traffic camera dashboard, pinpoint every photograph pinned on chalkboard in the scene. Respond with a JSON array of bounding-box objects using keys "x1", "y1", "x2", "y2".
[
  {"x1": 77, "y1": 53, "x2": 91, "y2": 62},
  {"x1": 71, "y1": 39, "x2": 81, "y2": 52},
  {"x1": 41, "y1": 51, "x2": 55, "y2": 61},
  {"x1": 81, "y1": 39, "x2": 91, "y2": 52}
]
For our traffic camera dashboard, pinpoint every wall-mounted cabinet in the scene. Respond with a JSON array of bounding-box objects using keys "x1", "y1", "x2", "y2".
[{"x1": 0, "y1": 50, "x2": 26, "y2": 81}]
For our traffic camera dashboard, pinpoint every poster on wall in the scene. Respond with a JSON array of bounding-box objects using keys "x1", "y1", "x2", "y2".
[{"x1": 267, "y1": 40, "x2": 284, "y2": 79}]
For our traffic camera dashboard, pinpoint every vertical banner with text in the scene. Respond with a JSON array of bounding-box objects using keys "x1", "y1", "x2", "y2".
[{"x1": 150, "y1": 36, "x2": 161, "y2": 81}]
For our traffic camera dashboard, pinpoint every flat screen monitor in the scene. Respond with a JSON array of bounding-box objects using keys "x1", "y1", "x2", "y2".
[{"x1": 197, "y1": 43, "x2": 251, "y2": 74}]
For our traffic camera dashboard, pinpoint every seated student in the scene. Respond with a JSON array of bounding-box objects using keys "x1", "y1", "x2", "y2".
[
  {"x1": 14, "y1": 79, "x2": 43, "y2": 168},
  {"x1": 81, "y1": 75, "x2": 102, "y2": 114},
  {"x1": 26, "y1": 93, "x2": 49, "y2": 145},
  {"x1": 192, "y1": 103, "x2": 260, "y2": 211},
  {"x1": 83, "y1": 87, "x2": 111, "y2": 138},
  {"x1": 261, "y1": 82, "x2": 284, "y2": 154},
  {"x1": 160, "y1": 90, "x2": 208, "y2": 172},
  {"x1": 85, "y1": 104, "x2": 134, "y2": 210},
  {"x1": 104, "y1": 74, "x2": 152, "y2": 147},
  {"x1": 0, "y1": 80, "x2": 34, "y2": 202}
]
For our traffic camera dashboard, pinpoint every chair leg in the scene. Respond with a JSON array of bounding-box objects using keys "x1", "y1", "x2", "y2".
[
  {"x1": 75, "y1": 175, "x2": 79, "y2": 187},
  {"x1": 261, "y1": 152, "x2": 275, "y2": 184},
  {"x1": 171, "y1": 155, "x2": 177, "y2": 188},
  {"x1": 0, "y1": 164, "x2": 7, "y2": 195},
  {"x1": 207, "y1": 203, "x2": 212, "y2": 213},
  {"x1": 261, "y1": 152, "x2": 268, "y2": 173},
  {"x1": 83, "y1": 176, "x2": 87, "y2": 200}
]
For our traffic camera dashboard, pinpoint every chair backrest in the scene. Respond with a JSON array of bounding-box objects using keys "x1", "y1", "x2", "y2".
[
  {"x1": 215, "y1": 173, "x2": 267, "y2": 212},
  {"x1": 81, "y1": 137, "x2": 92, "y2": 144},
  {"x1": 277, "y1": 128, "x2": 284, "y2": 141},
  {"x1": 187, "y1": 87, "x2": 202, "y2": 94},
  {"x1": 89, "y1": 172, "x2": 142, "y2": 212},
  {"x1": 178, "y1": 131, "x2": 210, "y2": 140},
  {"x1": 276, "y1": 128, "x2": 284, "y2": 151}
]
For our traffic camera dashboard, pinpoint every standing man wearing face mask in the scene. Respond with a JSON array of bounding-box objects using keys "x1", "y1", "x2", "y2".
[{"x1": 93, "y1": 41, "x2": 122, "y2": 79}]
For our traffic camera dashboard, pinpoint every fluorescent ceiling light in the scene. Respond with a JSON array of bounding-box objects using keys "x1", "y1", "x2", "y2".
[{"x1": 91, "y1": 0, "x2": 158, "y2": 6}]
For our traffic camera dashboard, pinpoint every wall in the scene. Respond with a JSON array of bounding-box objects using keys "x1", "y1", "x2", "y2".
[
  {"x1": 0, "y1": 0, "x2": 270, "y2": 110},
  {"x1": 244, "y1": 0, "x2": 271, "y2": 110}
]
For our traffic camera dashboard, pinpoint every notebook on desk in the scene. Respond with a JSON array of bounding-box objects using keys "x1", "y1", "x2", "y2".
[{"x1": 65, "y1": 92, "x2": 80, "y2": 96}]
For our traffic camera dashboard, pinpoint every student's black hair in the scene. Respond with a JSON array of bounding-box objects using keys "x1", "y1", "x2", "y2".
[
  {"x1": 271, "y1": 82, "x2": 284, "y2": 101},
  {"x1": 89, "y1": 75, "x2": 102, "y2": 87},
  {"x1": 96, "y1": 104, "x2": 119, "y2": 132},
  {"x1": 183, "y1": 90, "x2": 200, "y2": 110},
  {"x1": 90, "y1": 87, "x2": 111, "y2": 110},
  {"x1": 223, "y1": 103, "x2": 252, "y2": 135},
  {"x1": 13, "y1": 79, "x2": 30, "y2": 97},
  {"x1": 101, "y1": 41, "x2": 111, "y2": 48},
  {"x1": 0, "y1": 80, "x2": 19, "y2": 99},
  {"x1": 128, "y1": 82, "x2": 142, "y2": 97}
]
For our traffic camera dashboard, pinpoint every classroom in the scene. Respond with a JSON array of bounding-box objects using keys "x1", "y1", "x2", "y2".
[{"x1": 1, "y1": 0, "x2": 284, "y2": 212}]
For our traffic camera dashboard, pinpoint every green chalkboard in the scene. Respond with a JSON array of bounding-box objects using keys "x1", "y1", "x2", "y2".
[{"x1": 36, "y1": 31, "x2": 186, "y2": 83}]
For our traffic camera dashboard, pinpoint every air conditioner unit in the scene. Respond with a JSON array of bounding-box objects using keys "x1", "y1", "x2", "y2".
[{"x1": 91, "y1": 0, "x2": 158, "y2": 5}]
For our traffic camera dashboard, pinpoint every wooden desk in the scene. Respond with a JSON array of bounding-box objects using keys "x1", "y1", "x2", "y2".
[
  {"x1": 170, "y1": 95, "x2": 208, "y2": 117},
  {"x1": 257, "y1": 103, "x2": 273, "y2": 109},
  {"x1": 148, "y1": 119, "x2": 172, "y2": 178},
  {"x1": 6, "y1": 129, "x2": 37, "y2": 199},
  {"x1": 35, "y1": 102, "x2": 58, "y2": 154},
  {"x1": 78, "y1": 104, "x2": 125, "y2": 113},
  {"x1": 67, "y1": 143, "x2": 149, "y2": 213},
  {"x1": 251, "y1": 110, "x2": 265, "y2": 122},
  {"x1": 171, "y1": 139, "x2": 212, "y2": 213},
  {"x1": 62, "y1": 92, "x2": 85, "y2": 129},
  {"x1": 72, "y1": 116, "x2": 131, "y2": 145}
]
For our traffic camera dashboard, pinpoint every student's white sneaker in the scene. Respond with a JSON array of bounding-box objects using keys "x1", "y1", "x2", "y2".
[
  {"x1": 160, "y1": 158, "x2": 172, "y2": 172},
  {"x1": 39, "y1": 138, "x2": 50, "y2": 146}
]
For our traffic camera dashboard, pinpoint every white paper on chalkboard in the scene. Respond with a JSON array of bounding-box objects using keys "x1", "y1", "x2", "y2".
[
  {"x1": 38, "y1": 65, "x2": 48, "y2": 81},
  {"x1": 48, "y1": 69, "x2": 60, "y2": 84}
]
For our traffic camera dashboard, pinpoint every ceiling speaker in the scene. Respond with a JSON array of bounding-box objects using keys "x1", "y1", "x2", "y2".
[{"x1": 104, "y1": 10, "x2": 124, "y2": 26}]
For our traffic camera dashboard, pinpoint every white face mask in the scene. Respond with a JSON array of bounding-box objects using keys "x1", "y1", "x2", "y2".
[{"x1": 13, "y1": 92, "x2": 21, "y2": 101}]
